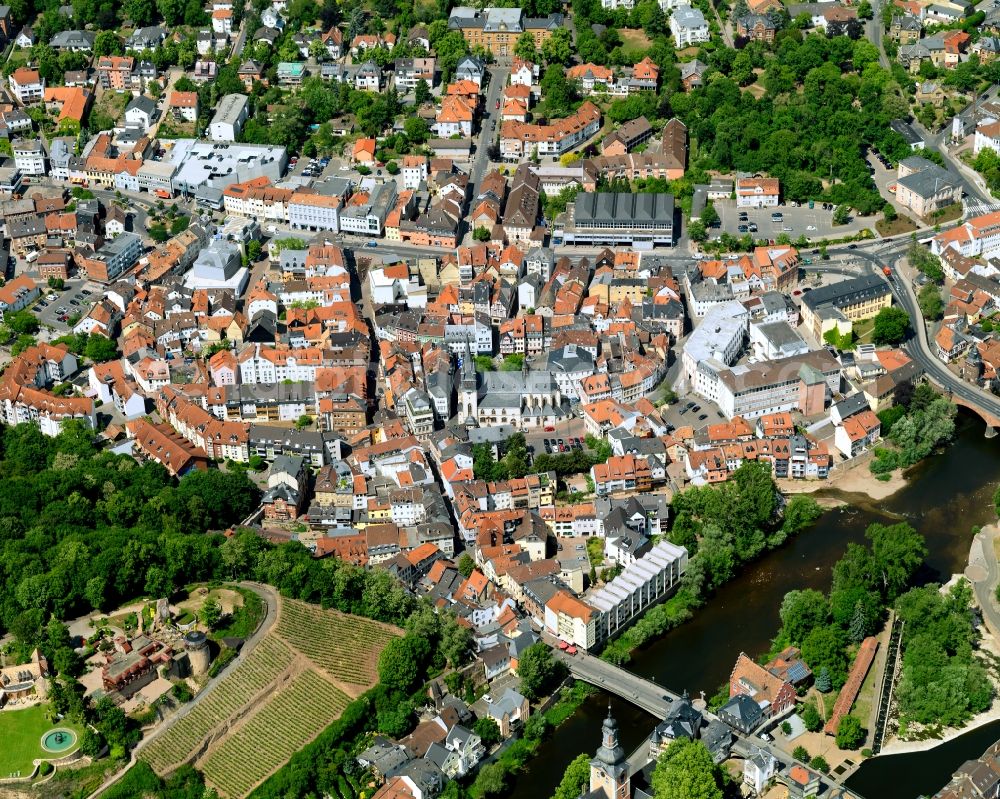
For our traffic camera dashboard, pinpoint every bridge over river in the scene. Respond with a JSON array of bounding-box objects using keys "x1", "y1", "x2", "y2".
[{"x1": 554, "y1": 648, "x2": 866, "y2": 799}]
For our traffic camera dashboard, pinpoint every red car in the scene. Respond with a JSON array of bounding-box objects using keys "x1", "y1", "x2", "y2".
[
  {"x1": 557, "y1": 641, "x2": 568, "y2": 651},
  {"x1": 566, "y1": 646, "x2": 578, "y2": 656},
  {"x1": 544, "y1": 425, "x2": 555, "y2": 432}
]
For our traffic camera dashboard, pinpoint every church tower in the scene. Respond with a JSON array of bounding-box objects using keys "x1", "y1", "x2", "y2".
[
  {"x1": 459, "y1": 341, "x2": 478, "y2": 426},
  {"x1": 590, "y1": 707, "x2": 630, "y2": 799}
]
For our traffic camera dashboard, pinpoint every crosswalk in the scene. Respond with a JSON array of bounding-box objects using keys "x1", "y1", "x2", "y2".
[{"x1": 963, "y1": 198, "x2": 1000, "y2": 216}]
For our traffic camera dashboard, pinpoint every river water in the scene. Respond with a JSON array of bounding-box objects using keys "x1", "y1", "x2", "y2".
[{"x1": 508, "y1": 411, "x2": 1000, "y2": 799}]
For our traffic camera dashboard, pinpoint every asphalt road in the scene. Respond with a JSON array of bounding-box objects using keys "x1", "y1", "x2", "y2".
[
  {"x1": 467, "y1": 65, "x2": 510, "y2": 208},
  {"x1": 831, "y1": 240, "x2": 1000, "y2": 422}
]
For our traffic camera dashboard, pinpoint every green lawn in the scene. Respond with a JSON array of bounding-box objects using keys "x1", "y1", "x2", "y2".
[{"x1": 0, "y1": 704, "x2": 83, "y2": 778}]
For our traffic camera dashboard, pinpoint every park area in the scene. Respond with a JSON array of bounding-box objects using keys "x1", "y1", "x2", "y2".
[
  {"x1": 141, "y1": 596, "x2": 402, "y2": 798},
  {"x1": 0, "y1": 705, "x2": 84, "y2": 779}
]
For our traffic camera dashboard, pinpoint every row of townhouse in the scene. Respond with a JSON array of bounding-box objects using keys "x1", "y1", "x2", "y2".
[
  {"x1": 222, "y1": 177, "x2": 347, "y2": 233},
  {"x1": 0, "y1": 343, "x2": 95, "y2": 436},
  {"x1": 499, "y1": 102, "x2": 602, "y2": 160}
]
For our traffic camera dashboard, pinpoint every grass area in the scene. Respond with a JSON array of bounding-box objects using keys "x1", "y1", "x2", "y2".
[
  {"x1": 928, "y1": 202, "x2": 963, "y2": 225},
  {"x1": 619, "y1": 28, "x2": 652, "y2": 49},
  {"x1": 212, "y1": 587, "x2": 264, "y2": 641},
  {"x1": 0, "y1": 704, "x2": 84, "y2": 778},
  {"x1": 155, "y1": 119, "x2": 196, "y2": 139},
  {"x1": 586, "y1": 537, "x2": 604, "y2": 567},
  {"x1": 849, "y1": 649, "x2": 881, "y2": 733},
  {"x1": 852, "y1": 317, "x2": 876, "y2": 345},
  {"x1": 876, "y1": 215, "x2": 919, "y2": 236}
]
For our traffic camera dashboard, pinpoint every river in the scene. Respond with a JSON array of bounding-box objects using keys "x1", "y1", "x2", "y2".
[{"x1": 508, "y1": 411, "x2": 1000, "y2": 799}]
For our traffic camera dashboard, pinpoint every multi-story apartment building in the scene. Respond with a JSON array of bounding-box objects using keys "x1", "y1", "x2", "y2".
[{"x1": 9, "y1": 68, "x2": 44, "y2": 104}]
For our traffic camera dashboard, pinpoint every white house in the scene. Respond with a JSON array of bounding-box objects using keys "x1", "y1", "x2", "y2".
[
  {"x1": 124, "y1": 96, "x2": 157, "y2": 131},
  {"x1": 209, "y1": 93, "x2": 249, "y2": 142},
  {"x1": 12, "y1": 139, "x2": 45, "y2": 175},
  {"x1": 670, "y1": 5, "x2": 710, "y2": 48},
  {"x1": 736, "y1": 177, "x2": 780, "y2": 208},
  {"x1": 9, "y1": 68, "x2": 44, "y2": 104}
]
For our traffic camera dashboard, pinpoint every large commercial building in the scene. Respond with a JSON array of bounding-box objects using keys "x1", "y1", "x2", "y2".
[
  {"x1": 448, "y1": 7, "x2": 563, "y2": 57},
  {"x1": 166, "y1": 139, "x2": 288, "y2": 202},
  {"x1": 799, "y1": 273, "x2": 893, "y2": 339},
  {"x1": 715, "y1": 349, "x2": 841, "y2": 419},
  {"x1": 682, "y1": 300, "x2": 749, "y2": 403},
  {"x1": 553, "y1": 192, "x2": 674, "y2": 248}
]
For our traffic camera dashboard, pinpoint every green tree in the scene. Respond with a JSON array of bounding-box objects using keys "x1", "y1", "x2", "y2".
[
  {"x1": 7, "y1": 310, "x2": 38, "y2": 335},
  {"x1": 651, "y1": 738, "x2": 723, "y2": 799},
  {"x1": 295, "y1": 414, "x2": 312, "y2": 429},
  {"x1": 541, "y1": 28, "x2": 572, "y2": 65},
  {"x1": 793, "y1": 745, "x2": 810, "y2": 761},
  {"x1": 474, "y1": 717, "x2": 502, "y2": 748},
  {"x1": 515, "y1": 31, "x2": 538, "y2": 62},
  {"x1": 872, "y1": 307, "x2": 910, "y2": 345},
  {"x1": 802, "y1": 625, "x2": 848, "y2": 689},
  {"x1": 378, "y1": 635, "x2": 431, "y2": 693},
  {"x1": 689, "y1": 220, "x2": 707, "y2": 242},
  {"x1": 836, "y1": 715, "x2": 866, "y2": 750},
  {"x1": 552, "y1": 753, "x2": 591, "y2": 799},
  {"x1": 200, "y1": 596, "x2": 222, "y2": 629},
  {"x1": 867, "y1": 522, "x2": 927, "y2": 601},
  {"x1": 833, "y1": 204, "x2": 851, "y2": 225},
  {"x1": 94, "y1": 30, "x2": 123, "y2": 57},
  {"x1": 918, "y1": 283, "x2": 943, "y2": 321},
  {"x1": 779, "y1": 589, "x2": 830, "y2": 645},
  {"x1": 473, "y1": 226, "x2": 492, "y2": 241},
  {"x1": 458, "y1": 553, "x2": 476, "y2": 577},
  {"x1": 815, "y1": 667, "x2": 832, "y2": 694},
  {"x1": 516, "y1": 643, "x2": 567, "y2": 700},
  {"x1": 811, "y1": 755, "x2": 830, "y2": 773},
  {"x1": 84, "y1": 334, "x2": 118, "y2": 362}
]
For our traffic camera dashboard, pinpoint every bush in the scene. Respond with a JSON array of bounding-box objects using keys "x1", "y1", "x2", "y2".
[
  {"x1": 793, "y1": 745, "x2": 810, "y2": 762},
  {"x1": 810, "y1": 755, "x2": 830, "y2": 773}
]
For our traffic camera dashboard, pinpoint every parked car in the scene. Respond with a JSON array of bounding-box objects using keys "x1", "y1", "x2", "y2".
[{"x1": 738, "y1": 224, "x2": 749, "y2": 233}]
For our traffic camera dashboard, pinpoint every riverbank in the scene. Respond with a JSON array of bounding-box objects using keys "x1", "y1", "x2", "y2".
[
  {"x1": 879, "y1": 702, "x2": 1000, "y2": 756},
  {"x1": 777, "y1": 455, "x2": 908, "y2": 505}
]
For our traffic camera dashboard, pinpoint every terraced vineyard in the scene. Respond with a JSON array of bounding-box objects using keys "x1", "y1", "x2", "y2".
[
  {"x1": 275, "y1": 598, "x2": 402, "y2": 690},
  {"x1": 200, "y1": 669, "x2": 350, "y2": 798},
  {"x1": 143, "y1": 635, "x2": 294, "y2": 775}
]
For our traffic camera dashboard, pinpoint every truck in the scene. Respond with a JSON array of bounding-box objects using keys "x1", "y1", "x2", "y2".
[
  {"x1": 154, "y1": 189, "x2": 172, "y2": 200},
  {"x1": 883, "y1": 266, "x2": 893, "y2": 279}
]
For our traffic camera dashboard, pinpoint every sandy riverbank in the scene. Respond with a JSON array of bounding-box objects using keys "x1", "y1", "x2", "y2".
[
  {"x1": 877, "y1": 702, "x2": 1000, "y2": 757},
  {"x1": 777, "y1": 455, "x2": 908, "y2": 504}
]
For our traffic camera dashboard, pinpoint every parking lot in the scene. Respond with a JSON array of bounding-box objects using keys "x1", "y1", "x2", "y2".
[
  {"x1": 31, "y1": 277, "x2": 98, "y2": 333},
  {"x1": 713, "y1": 201, "x2": 873, "y2": 241}
]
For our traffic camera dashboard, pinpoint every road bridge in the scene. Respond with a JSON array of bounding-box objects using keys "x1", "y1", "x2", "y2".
[
  {"x1": 558, "y1": 648, "x2": 867, "y2": 798},
  {"x1": 556, "y1": 649, "x2": 675, "y2": 717}
]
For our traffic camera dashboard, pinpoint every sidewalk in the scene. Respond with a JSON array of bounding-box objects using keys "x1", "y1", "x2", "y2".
[{"x1": 967, "y1": 524, "x2": 1000, "y2": 640}]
